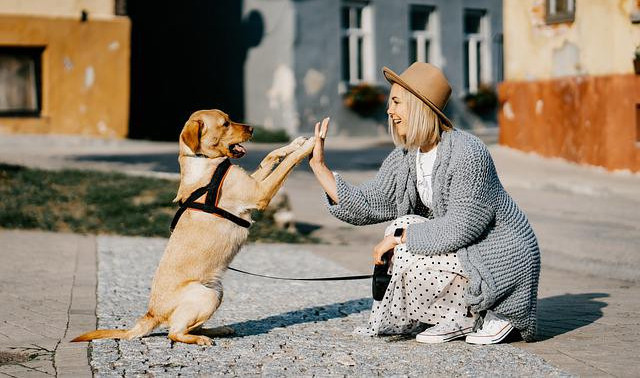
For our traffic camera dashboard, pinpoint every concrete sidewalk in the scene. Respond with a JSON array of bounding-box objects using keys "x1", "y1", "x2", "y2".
[
  {"x1": 1, "y1": 132, "x2": 639, "y2": 375},
  {"x1": 0, "y1": 230, "x2": 96, "y2": 377}
]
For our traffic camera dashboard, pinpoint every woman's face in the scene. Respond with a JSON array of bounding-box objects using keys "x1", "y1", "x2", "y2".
[{"x1": 387, "y1": 84, "x2": 409, "y2": 137}]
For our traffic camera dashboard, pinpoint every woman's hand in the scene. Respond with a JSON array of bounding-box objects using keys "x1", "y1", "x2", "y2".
[
  {"x1": 308, "y1": 118, "x2": 338, "y2": 203},
  {"x1": 309, "y1": 117, "x2": 329, "y2": 168},
  {"x1": 373, "y1": 235, "x2": 398, "y2": 265}
]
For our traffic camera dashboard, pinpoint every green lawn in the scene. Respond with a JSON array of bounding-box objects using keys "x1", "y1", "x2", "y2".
[{"x1": 0, "y1": 164, "x2": 317, "y2": 243}]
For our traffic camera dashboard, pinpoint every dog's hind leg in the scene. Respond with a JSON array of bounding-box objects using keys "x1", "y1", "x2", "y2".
[{"x1": 167, "y1": 282, "x2": 222, "y2": 346}]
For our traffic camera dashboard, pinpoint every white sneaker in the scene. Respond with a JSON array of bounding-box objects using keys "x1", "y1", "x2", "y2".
[
  {"x1": 465, "y1": 311, "x2": 514, "y2": 345},
  {"x1": 415, "y1": 322, "x2": 474, "y2": 344}
]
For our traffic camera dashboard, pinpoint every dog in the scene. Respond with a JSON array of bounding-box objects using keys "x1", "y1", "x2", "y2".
[{"x1": 72, "y1": 109, "x2": 315, "y2": 345}]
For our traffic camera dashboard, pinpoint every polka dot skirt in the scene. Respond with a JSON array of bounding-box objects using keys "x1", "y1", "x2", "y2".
[{"x1": 354, "y1": 215, "x2": 474, "y2": 336}]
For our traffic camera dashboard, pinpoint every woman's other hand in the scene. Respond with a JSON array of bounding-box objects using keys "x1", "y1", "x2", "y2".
[
  {"x1": 373, "y1": 235, "x2": 398, "y2": 265},
  {"x1": 309, "y1": 117, "x2": 338, "y2": 203},
  {"x1": 309, "y1": 117, "x2": 329, "y2": 167}
]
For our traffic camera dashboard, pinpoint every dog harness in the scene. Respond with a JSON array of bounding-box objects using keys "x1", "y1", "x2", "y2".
[{"x1": 170, "y1": 158, "x2": 251, "y2": 231}]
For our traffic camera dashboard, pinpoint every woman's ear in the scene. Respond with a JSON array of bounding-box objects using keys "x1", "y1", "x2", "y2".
[{"x1": 180, "y1": 118, "x2": 202, "y2": 154}]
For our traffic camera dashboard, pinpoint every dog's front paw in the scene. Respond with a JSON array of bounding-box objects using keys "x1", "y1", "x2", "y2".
[
  {"x1": 298, "y1": 136, "x2": 316, "y2": 156},
  {"x1": 290, "y1": 136, "x2": 307, "y2": 148}
]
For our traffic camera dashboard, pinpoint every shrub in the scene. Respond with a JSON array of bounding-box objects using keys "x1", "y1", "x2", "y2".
[
  {"x1": 464, "y1": 85, "x2": 498, "y2": 117},
  {"x1": 251, "y1": 126, "x2": 290, "y2": 143},
  {"x1": 343, "y1": 83, "x2": 386, "y2": 117}
]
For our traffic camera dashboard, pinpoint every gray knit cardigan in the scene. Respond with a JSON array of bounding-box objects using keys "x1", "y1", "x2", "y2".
[{"x1": 326, "y1": 129, "x2": 540, "y2": 341}]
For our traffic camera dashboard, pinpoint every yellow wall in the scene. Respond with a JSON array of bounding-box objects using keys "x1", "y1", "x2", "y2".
[
  {"x1": 0, "y1": 0, "x2": 114, "y2": 18},
  {"x1": 504, "y1": 0, "x2": 640, "y2": 81},
  {"x1": 0, "y1": 15, "x2": 130, "y2": 137}
]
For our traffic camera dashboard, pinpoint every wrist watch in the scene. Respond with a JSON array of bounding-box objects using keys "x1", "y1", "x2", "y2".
[{"x1": 393, "y1": 228, "x2": 404, "y2": 244}]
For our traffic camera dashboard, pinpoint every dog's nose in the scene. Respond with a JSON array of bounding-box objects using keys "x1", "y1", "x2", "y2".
[{"x1": 248, "y1": 127, "x2": 254, "y2": 135}]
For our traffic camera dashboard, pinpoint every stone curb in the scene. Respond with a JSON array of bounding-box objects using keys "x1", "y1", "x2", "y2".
[{"x1": 54, "y1": 235, "x2": 97, "y2": 377}]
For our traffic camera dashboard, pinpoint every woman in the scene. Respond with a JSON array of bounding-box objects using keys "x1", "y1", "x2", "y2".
[{"x1": 309, "y1": 63, "x2": 540, "y2": 344}]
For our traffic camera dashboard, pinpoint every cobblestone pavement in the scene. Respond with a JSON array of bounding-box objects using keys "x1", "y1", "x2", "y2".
[{"x1": 90, "y1": 236, "x2": 566, "y2": 377}]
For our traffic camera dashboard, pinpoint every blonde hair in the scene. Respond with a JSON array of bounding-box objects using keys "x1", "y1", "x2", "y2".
[{"x1": 388, "y1": 84, "x2": 452, "y2": 149}]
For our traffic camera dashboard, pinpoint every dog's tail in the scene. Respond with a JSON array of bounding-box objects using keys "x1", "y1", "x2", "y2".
[{"x1": 71, "y1": 313, "x2": 159, "y2": 342}]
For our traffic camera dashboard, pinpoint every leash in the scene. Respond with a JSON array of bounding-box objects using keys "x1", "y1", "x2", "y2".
[{"x1": 227, "y1": 266, "x2": 372, "y2": 281}]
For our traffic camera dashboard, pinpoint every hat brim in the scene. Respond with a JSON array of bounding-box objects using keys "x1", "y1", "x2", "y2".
[{"x1": 383, "y1": 66, "x2": 453, "y2": 128}]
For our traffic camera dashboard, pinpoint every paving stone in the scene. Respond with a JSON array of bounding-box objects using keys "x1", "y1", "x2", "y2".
[{"x1": 90, "y1": 236, "x2": 568, "y2": 376}]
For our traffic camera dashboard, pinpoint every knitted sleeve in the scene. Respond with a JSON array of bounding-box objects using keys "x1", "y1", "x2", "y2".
[
  {"x1": 405, "y1": 143, "x2": 496, "y2": 255},
  {"x1": 323, "y1": 149, "x2": 401, "y2": 225}
]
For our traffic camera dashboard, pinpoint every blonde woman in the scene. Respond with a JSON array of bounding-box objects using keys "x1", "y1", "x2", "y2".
[{"x1": 309, "y1": 63, "x2": 540, "y2": 344}]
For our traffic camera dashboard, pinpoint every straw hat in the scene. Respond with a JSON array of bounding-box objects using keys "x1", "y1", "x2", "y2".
[{"x1": 383, "y1": 62, "x2": 453, "y2": 127}]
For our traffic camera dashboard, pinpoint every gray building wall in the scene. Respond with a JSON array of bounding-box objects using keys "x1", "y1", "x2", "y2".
[
  {"x1": 243, "y1": 0, "x2": 298, "y2": 135},
  {"x1": 243, "y1": 0, "x2": 502, "y2": 137}
]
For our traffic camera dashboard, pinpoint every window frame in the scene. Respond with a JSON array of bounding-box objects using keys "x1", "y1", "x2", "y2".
[
  {"x1": 408, "y1": 5, "x2": 442, "y2": 67},
  {"x1": 0, "y1": 46, "x2": 44, "y2": 117},
  {"x1": 463, "y1": 9, "x2": 491, "y2": 94},
  {"x1": 545, "y1": 0, "x2": 575, "y2": 24},
  {"x1": 340, "y1": 1, "x2": 375, "y2": 88}
]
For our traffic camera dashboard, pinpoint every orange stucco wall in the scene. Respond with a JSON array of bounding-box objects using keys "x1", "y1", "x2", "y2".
[
  {"x1": 0, "y1": 14, "x2": 130, "y2": 137},
  {"x1": 499, "y1": 74, "x2": 640, "y2": 172}
]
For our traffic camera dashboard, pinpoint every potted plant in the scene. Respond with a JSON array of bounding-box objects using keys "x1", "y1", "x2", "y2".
[
  {"x1": 343, "y1": 83, "x2": 386, "y2": 117},
  {"x1": 464, "y1": 84, "x2": 498, "y2": 118},
  {"x1": 635, "y1": 45, "x2": 640, "y2": 75}
]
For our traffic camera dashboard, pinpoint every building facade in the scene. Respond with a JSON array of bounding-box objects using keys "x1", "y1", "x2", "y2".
[
  {"x1": 499, "y1": 0, "x2": 640, "y2": 172},
  {"x1": 0, "y1": 0, "x2": 130, "y2": 137},
  {"x1": 243, "y1": 0, "x2": 503, "y2": 136}
]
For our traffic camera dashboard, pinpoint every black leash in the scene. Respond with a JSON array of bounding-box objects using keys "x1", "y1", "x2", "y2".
[
  {"x1": 171, "y1": 158, "x2": 251, "y2": 231},
  {"x1": 227, "y1": 266, "x2": 372, "y2": 281}
]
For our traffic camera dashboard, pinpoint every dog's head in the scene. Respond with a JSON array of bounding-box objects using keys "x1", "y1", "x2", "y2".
[{"x1": 179, "y1": 109, "x2": 253, "y2": 159}]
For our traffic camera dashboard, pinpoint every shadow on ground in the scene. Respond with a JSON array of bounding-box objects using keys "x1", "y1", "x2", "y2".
[
  {"x1": 535, "y1": 293, "x2": 608, "y2": 341},
  {"x1": 224, "y1": 298, "x2": 373, "y2": 337}
]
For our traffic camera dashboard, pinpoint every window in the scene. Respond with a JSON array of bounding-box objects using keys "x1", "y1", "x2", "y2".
[
  {"x1": 341, "y1": 2, "x2": 375, "y2": 86},
  {"x1": 463, "y1": 9, "x2": 491, "y2": 94},
  {"x1": 0, "y1": 47, "x2": 43, "y2": 117},
  {"x1": 409, "y1": 5, "x2": 441, "y2": 67},
  {"x1": 546, "y1": 0, "x2": 575, "y2": 24}
]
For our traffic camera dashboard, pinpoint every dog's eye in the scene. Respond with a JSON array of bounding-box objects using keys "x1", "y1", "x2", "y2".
[{"x1": 223, "y1": 121, "x2": 230, "y2": 127}]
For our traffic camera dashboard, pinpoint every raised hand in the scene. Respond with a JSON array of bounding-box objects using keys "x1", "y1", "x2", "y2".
[{"x1": 310, "y1": 117, "x2": 329, "y2": 167}]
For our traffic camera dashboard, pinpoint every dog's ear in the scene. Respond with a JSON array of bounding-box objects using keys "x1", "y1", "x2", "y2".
[{"x1": 180, "y1": 118, "x2": 202, "y2": 154}]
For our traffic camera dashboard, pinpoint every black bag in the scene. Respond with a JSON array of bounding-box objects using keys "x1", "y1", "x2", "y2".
[{"x1": 372, "y1": 252, "x2": 392, "y2": 301}]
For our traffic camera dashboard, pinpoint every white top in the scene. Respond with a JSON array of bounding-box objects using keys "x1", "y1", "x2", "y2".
[{"x1": 415, "y1": 145, "x2": 438, "y2": 208}]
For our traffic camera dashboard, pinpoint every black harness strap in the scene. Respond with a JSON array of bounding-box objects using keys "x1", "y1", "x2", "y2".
[{"x1": 170, "y1": 158, "x2": 251, "y2": 231}]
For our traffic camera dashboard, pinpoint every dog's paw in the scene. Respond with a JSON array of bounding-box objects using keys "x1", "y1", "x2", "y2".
[
  {"x1": 196, "y1": 335, "x2": 213, "y2": 346},
  {"x1": 290, "y1": 136, "x2": 307, "y2": 147},
  {"x1": 300, "y1": 136, "x2": 316, "y2": 155}
]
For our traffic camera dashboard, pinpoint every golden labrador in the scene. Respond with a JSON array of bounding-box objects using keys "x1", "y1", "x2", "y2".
[{"x1": 72, "y1": 109, "x2": 315, "y2": 345}]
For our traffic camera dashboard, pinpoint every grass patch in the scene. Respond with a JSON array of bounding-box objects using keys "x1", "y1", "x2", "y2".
[{"x1": 0, "y1": 164, "x2": 317, "y2": 243}]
